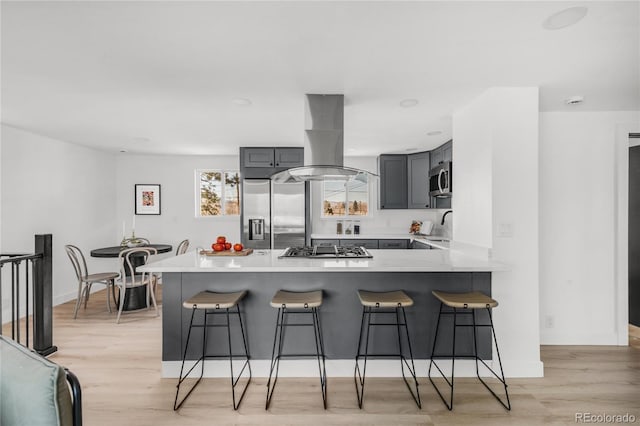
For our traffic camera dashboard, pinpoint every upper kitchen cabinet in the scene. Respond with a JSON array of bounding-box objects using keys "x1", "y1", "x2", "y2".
[
  {"x1": 378, "y1": 155, "x2": 408, "y2": 209},
  {"x1": 429, "y1": 140, "x2": 453, "y2": 209},
  {"x1": 430, "y1": 139, "x2": 452, "y2": 169},
  {"x1": 379, "y1": 152, "x2": 431, "y2": 210},
  {"x1": 274, "y1": 148, "x2": 304, "y2": 168},
  {"x1": 243, "y1": 148, "x2": 275, "y2": 168},
  {"x1": 408, "y1": 151, "x2": 430, "y2": 209},
  {"x1": 240, "y1": 147, "x2": 304, "y2": 178}
]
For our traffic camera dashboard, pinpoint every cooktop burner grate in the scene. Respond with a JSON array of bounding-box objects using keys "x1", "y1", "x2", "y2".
[{"x1": 279, "y1": 245, "x2": 373, "y2": 258}]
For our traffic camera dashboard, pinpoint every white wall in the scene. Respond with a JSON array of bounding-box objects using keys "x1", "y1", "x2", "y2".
[
  {"x1": 540, "y1": 111, "x2": 639, "y2": 345},
  {"x1": 0, "y1": 125, "x2": 117, "y2": 316},
  {"x1": 114, "y1": 154, "x2": 241, "y2": 255},
  {"x1": 310, "y1": 156, "x2": 452, "y2": 237},
  {"x1": 453, "y1": 87, "x2": 542, "y2": 377}
]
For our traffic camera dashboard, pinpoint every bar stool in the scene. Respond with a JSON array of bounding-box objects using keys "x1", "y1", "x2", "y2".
[
  {"x1": 265, "y1": 290, "x2": 327, "y2": 410},
  {"x1": 174, "y1": 290, "x2": 251, "y2": 411},
  {"x1": 428, "y1": 290, "x2": 511, "y2": 410},
  {"x1": 354, "y1": 290, "x2": 421, "y2": 409}
]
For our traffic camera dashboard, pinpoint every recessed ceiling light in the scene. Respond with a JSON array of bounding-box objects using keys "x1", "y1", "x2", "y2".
[
  {"x1": 565, "y1": 95, "x2": 585, "y2": 105},
  {"x1": 405, "y1": 147, "x2": 418, "y2": 152},
  {"x1": 119, "y1": 149, "x2": 127, "y2": 153},
  {"x1": 399, "y1": 99, "x2": 419, "y2": 108},
  {"x1": 543, "y1": 7, "x2": 588, "y2": 30},
  {"x1": 232, "y1": 98, "x2": 252, "y2": 106},
  {"x1": 427, "y1": 131, "x2": 442, "y2": 136}
]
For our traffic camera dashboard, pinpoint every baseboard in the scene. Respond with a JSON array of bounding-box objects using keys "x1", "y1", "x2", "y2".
[
  {"x1": 541, "y1": 331, "x2": 620, "y2": 345},
  {"x1": 162, "y1": 358, "x2": 543, "y2": 378}
]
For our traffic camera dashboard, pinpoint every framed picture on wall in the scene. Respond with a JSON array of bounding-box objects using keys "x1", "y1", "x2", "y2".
[{"x1": 135, "y1": 184, "x2": 161, "y2": 215}]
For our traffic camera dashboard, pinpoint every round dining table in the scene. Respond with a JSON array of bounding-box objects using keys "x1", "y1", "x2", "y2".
[{"x1": 90, "y1": 244, "x2": 172, "y2": 311}]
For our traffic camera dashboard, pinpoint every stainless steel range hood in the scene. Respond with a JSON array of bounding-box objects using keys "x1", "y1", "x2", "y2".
[{"x1": 271, "y1": 94, "x2": 377, "y2": 183}]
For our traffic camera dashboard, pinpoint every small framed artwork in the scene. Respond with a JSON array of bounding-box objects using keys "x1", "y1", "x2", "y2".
[{"x1": 135, "y1": 184, "x2": 161, "y2": 215}]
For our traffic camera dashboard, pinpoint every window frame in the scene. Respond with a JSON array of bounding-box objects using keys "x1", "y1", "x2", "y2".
[
  {"x1": 320, "y1": 177, "x2": 370, "y2": 218},
  {"x1": 195, "y1": 169, "x2": 241, "y2": 218}
]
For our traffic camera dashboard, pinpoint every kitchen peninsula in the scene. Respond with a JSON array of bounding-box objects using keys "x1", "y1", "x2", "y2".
[{"x1": 141, "y1": 248, "x2": 508, "y2": 377}]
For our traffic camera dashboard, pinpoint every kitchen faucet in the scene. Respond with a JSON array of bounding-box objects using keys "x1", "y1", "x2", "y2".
[{"x1": 441, "y1": 210, "x2": 452, "y2": 225}]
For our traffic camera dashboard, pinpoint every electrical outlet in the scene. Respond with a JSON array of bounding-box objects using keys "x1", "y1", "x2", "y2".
[
  {"x1": 497, "y1": 222, "x2": 514, "y2": 238},
  {"x1": 544, "y1": 315, "x2": 555, "y2": 329}
]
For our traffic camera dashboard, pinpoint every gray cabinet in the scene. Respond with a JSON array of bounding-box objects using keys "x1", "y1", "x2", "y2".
[
  {"x1": 430, "y1": 140, "x2": 452, "y2": 169},
  {"x1": 312, "y1": 239, "x2": 340, "y2": 247},
  {"x1": 340, "y1": 239, "x2": 379, "y2": 249},
  {"x1": 379, "y1": 152, "x2": 431, "y2": 210},
  {"x1": 379, "y1": 239, "x2": 409, "y2": 249},
  {"x1": 407, "y1": 152, "x2": 430, "y2": 209},
  {"x1": 378, "y1": 155, "x2": 408, "y2": 209},
  {"x1": 275, "y1": 148, "x2": 304, "y2": 168},
  {"x1": 240, "y1": 147, "x2": 304, "y2": 179},
  {"x1": 429, "y1": 140, "x2": 453, "y2": 209},
  {"x1": 410, "y1": 240, "x2": 431, "y2": 250},
  {"x1": 311, "y1": 238, "x2": 409, "y2": 249},
  {"x1": 243, "y1": 147, "x2": 304, "y2": 169},
  {"x1": 442, "y1": 140, "x2": 453, "y2": 163},
  {"x1": 243, "y1": 148, "x2": 275, "y2": 168}
]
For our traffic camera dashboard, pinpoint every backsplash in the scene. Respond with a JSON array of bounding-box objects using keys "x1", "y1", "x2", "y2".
[{"x1": 312, "y1": 208, "x2": 453, "y2": 238}]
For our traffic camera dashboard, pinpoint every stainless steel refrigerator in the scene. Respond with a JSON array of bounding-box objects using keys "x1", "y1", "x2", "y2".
[{"x1": 241, "y1": 179, "x2": 307, "y2": 250}]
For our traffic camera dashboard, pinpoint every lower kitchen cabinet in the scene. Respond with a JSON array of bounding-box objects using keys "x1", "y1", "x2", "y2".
[
  {"x1": 311, "y1": 239, "x2": 409, "y2": 249},
  {"x1": 312, "y1": 239, "x2": 340, "y2": 247},
  {"x1": 379, "y1": 239, "x2": 409, "y2": 249},
  {"x1": 340, "y1": 239, "x2": 379, "y2": 249}
]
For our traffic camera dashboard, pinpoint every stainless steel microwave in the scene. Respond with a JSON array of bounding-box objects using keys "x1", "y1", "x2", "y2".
[{"x1": 429, "y1": 161, "x2": 452, "y2": 197}]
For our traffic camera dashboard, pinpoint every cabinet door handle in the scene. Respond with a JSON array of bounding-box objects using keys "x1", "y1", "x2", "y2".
[
  {"x1": 270, "y1": 162, "x2": 273, "y2": 166},
  {"x1": 276, "y1": 163, "x2": 279, "y2": 166}
]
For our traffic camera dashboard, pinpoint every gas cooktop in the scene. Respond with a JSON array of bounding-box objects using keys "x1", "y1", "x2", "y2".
[{"x1": 279, "y1": 245, "x2": 373, "y2": 259}]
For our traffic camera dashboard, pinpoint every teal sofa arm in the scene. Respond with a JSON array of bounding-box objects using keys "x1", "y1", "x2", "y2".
[{"x1": 0, "y1": 335, "x2": 81, "y2": 426}]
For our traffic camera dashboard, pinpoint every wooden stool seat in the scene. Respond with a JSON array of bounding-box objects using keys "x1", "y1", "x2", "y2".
[
  {"x1": 432, "y1": 290, "x2": 498, "y2": 309},
  {"x1": 270, "y1": 290, "x2": 322, "y2": 308},
  {"x1": 357, "y1": 290, "x2": 414, "y2": 308},
  {"x1": 183, "y1": 290, "x2": 247, "y2": 310}
]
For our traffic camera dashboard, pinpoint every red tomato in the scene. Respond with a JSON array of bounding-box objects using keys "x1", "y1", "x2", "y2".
[
  {"x1": 216, "y1": 236, "x2": 226, "y2": 245},
  {"x1": 233, "y1": 243, "x2": 244, "y2": 252},
  {"x1": 224, "y1": 242, "x2": 232, "y2": 250},
  {"x1": 213, "y1": 243, "x2": 224, "y2": 252}
]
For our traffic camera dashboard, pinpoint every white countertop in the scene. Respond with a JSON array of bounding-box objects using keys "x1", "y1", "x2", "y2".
[{"x1": 140, "y1": 248, "x2": 508, "y2": 273}]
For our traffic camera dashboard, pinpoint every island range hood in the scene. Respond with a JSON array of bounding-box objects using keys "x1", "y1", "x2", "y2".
[{"x1": 271, "y1": 94, "x2": 377, "y2": 183}]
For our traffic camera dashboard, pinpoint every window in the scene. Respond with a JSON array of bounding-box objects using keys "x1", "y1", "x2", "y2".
[
  {"x1": 322, "y1": 176, "x2": 369, "y2": 217},
  {"x1": 197, "y1": 170, "x2": 241, "y2": 216}
]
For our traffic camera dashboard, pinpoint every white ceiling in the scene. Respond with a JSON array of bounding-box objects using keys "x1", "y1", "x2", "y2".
[{"x1": 1, "y1": 1, "x2": 638, "y2": 157}]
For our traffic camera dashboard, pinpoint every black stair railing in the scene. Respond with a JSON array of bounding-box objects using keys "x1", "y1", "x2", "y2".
[{"x1": 0, "y1": 234, "x2": 56, "y2": 356}]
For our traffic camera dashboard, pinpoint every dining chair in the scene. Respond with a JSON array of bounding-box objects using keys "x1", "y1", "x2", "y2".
[
  {"x1": 115, "y1": 247, "x2": 158, "y2": 323},
  {"x1": 176, "y1": 239, "x2": 190, "y2": 255},
  {"x1": 65, "y1": 245, "x2": 119, "y2": 319},
  {"x1": 152, "y1": 239, "x2": 189, "y2": 295}
]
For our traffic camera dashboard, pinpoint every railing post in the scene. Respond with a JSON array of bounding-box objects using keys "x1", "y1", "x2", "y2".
[{"x1": 34, "y1": 234, "x2": 56, "y2": 356}]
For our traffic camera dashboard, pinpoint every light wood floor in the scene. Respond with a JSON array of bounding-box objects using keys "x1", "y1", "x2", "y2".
[{"x1": 4, "y1": 288, "x2": 640, "y2": 426}]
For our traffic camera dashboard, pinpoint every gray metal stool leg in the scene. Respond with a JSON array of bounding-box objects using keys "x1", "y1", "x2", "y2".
[
  {"x1": 354, "y1": 304, "x2": 421, "y2": 409},
  {"x1": 428, "y1": 302, "x2": 511, "y2": 411},
  {"x1": 174, "y1": 303, "x2": 252, "y2": 411},
  {"x1": 265, "y1": 305, "x2": 327, "y2": 410}
]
